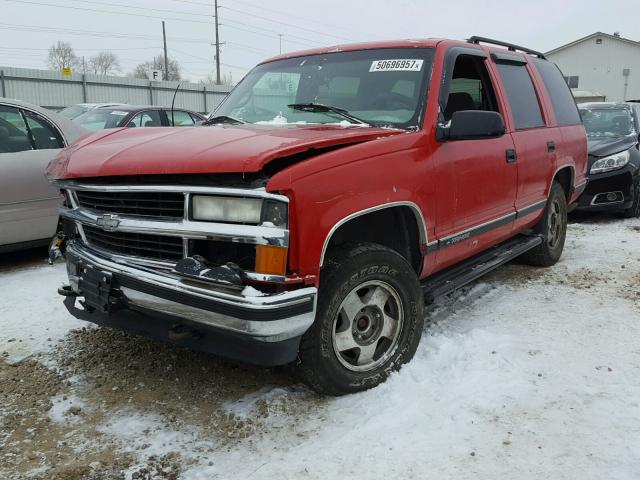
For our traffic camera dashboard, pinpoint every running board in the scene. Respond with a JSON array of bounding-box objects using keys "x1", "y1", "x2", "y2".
[{"x1": 421, "y1": 234, "x2": 543, "y2": 304}]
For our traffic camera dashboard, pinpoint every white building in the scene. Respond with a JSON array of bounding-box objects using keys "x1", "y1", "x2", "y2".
[{"x1": 546, "y1": 32, "x2": 640, "y2": 102}]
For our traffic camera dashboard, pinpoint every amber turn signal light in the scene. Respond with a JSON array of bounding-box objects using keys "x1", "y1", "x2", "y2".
[{"x1": 255, "y1": 245, "x2": 288, "y2": 276}]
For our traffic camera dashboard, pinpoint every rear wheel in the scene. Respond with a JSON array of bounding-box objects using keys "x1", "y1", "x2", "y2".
[
  {"x1": 296, "y1": 242, "x2": 424, "y2": 395},
  {"x1": 521, "y1": 181, "x2": 567, "y2": 267},
  {"x1": 623, "y1": 180, "x2": 640, "y2": 218}
]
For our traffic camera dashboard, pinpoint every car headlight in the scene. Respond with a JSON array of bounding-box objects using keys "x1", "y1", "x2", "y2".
[
  {"x1": 192, "y1": 195, "x2": 288, "y2": 227},
  {"x1": 590, "y1": 150, "x2": 630, "y2": 174}
]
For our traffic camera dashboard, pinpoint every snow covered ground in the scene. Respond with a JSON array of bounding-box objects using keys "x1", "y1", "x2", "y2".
[{"x1": 1, "y1": 215, "x2": 639, "y2": 480}]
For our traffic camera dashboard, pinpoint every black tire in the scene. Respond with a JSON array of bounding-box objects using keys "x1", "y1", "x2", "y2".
[
  {"x1": 520, "y1": 181, "x2": 568, "y2": 267},
  {"x1": 296, "y1": 242, "x2": 424, "y2": 395},
  {"x1": 623, "y1": 180, "x2": 640, "y2": 218}
]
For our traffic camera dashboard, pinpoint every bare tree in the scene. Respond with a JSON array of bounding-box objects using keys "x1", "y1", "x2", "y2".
[
  {"x1": 202, "y1": 71, "x2": 234, "y2": 86},
  {"x1": 47, "y1": 41, "x2": 79, "y2": 71},
  {"x1": 132, "y1": 54, "x2": 181, "y2": 81},
  {"x1": 88, "y1": 51, "x2": 120, "y2": 76}
]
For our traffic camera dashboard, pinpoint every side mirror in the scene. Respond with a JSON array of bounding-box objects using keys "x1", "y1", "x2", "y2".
[{"x1": 442, "y1": 110, "x2": 505, "y2": 141}]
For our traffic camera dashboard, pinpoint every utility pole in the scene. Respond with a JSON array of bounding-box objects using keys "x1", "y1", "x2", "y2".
[
  {"x1": 278, "y1": 34, "x2": 283, "y2": 54},
  {"x1": 162, "y1": 21, "x2": 169, "y2": 81},
  {"x1": 214, "y1": 0, "x2": 221, "y2": 85}
]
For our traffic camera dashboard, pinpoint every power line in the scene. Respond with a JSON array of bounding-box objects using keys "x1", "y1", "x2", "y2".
[
  {"x1": 2, "y1": 0, "x2": 213, "y2": 25},
  {"x1": 3, "y1": 0, "x2": 324, "y2": 49},
  {"x1": 0, "y1": 22, "x2": 210, "y2": 43},
  {"x1": 0, "y1": 45, "x2": 159, "y2": 51},
  {"x1": 220, "y1": 0, "x2": 372, "y2": 38},
  {"x1": 220, "y1": 5, "x2": 355, "y2": 43},
  {"x1": 221, "y1": 19, "x2": 321, "y2": 48},
  {"x1": 65, "y1": 0, "x2": 210, "y2": 17},
  {"x1": 169, "y1": 47, "x2": 250, "y2": 72}
]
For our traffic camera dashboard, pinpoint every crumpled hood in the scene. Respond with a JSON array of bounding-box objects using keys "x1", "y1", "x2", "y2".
[
  {"x1": 587, "y1": 134, "x2": 637, "y2": 159},
  {"x1": 47, "y1": 124, "x2": 403, "y2": 180}
]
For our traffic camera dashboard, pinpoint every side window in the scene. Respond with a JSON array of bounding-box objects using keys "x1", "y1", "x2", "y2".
[
  {"x1": 130, "y1": 110, "x2": 162, "y2": 127},
  {"x1": 495, "y1": 63, "x2": 545, "y2": 130},
  {"x1": 24, "y1": 112, "x2": 64, "y2": 149},
  {"x1": 532, "y1": 58, "x2": 581, "y2": 126},
  {"x1": 444, "y1": 55, "x2": 499, "y2": 121},
  {"x1": 169, "y1": 110, "x2": 195, "y2": 126},
  {"x1": 0, "y1": 106, "x2": 33, "y2": 153}
]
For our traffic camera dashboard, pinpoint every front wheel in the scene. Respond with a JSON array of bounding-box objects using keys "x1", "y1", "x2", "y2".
[
  {"x1": 296, "y1": 243, "x2": 424, "y2": 395},
  {"x1": 520, "y1": 181, "x2": 568, "y2": 267}
]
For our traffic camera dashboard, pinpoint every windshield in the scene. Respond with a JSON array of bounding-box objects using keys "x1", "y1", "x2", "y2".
[
  {"x1": 213, "y1": 48, "x2": 435, "y2": 129},
  {"x1": 73, "y1": 108, "x2": 129, "y2": 131},
  {"x1": 580, "y1": 107, "x2": 636, "y2": 138},
  {"x1": 59, "y1": 105, "x2": 91, "y2": 119}
]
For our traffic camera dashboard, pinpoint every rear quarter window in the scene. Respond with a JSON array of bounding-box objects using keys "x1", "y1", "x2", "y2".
[{"x1": 532, "y1": 58, "x2": 581, "y2": 126}]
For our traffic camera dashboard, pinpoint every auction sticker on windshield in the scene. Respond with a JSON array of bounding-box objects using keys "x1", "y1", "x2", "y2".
[{"x1": 369, "y1": 59, "x2": 423, "y2": 72}]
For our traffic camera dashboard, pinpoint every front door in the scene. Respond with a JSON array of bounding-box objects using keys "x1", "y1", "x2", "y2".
[{"x1": 432, "y1": 53, "x2": 517, "y2": 270}]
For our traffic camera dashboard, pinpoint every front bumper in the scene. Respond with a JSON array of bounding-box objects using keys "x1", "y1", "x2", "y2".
[
  {"x1": 59, "y1": 240, "x2": 317, "y2": 365},
  {"x1": 576, "y1": 164, "x2": 638, "y2": 212}
]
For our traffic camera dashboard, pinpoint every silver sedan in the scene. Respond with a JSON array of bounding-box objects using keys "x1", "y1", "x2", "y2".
[{"x1": 0, "y1": 97, "x2": 86, "y2": 252}]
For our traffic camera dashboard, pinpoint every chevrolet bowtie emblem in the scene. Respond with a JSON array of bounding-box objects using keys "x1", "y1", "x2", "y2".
[{"x1": 96, "y1": 213, "x2": 120, "y2": 232}]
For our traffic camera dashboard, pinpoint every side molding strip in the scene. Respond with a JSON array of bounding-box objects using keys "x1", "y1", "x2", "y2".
[{"x1": 428, "y1": 199, "x2": 547, "y2": 254}]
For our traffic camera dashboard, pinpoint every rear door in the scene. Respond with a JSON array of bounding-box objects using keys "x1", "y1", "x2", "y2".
[
  {"x1": 492, "y1": 54, "x2": 554, "y2": 219},
  {"x1": 0, "y1": 105, "x2": 65, "y2": 246}
]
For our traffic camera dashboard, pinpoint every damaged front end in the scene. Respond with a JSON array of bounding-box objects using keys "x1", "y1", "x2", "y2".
[{"x1": 50, "y1": 180, "x2": 317, "y2": 366}]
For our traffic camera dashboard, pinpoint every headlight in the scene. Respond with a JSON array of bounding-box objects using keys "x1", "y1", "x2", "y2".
[
  {"x1": 192, "y1": 195, "x2": 288, "y2": 227},
  {"x1": 590, "y1": 150, "x2": 630, "y2": 174}
]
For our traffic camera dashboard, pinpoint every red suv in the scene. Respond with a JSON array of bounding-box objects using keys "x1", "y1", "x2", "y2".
[{"x1": 47, "y1": 37, "x2": 587, "y2": 395}]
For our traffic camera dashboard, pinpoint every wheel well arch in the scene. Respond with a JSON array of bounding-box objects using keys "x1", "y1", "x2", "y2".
[
  {"x1": 553, "y1": 165, "x2": 575, "y2": 200},
  {"x1": 320, "y1": 202, "x2": 427, "y2": 275}
]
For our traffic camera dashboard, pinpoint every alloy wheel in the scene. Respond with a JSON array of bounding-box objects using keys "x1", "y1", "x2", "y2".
[{"x1": 331, "y1": 280, "x2": 404, "y2": 372}]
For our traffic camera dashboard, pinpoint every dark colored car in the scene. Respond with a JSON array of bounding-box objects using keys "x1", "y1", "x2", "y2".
[
  {"x1": 576, "y1": 102, "x2": 640, "y2": 217},
  {"x1": 73, "y1": 105, "x2": 206, "y2": 131}
]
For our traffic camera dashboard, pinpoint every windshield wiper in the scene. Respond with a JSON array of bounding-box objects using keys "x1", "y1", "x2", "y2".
[
  {"x1": 287, "y1": 103, "x2": 370, "y2": 126},
  {"x1": 203, "y1": 115, "x2": 247, "y2": 126}
]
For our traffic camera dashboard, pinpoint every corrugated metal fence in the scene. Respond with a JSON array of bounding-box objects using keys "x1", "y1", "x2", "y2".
[{"x1": 0, "y1": 66, "x2": 232, "y2": 114}]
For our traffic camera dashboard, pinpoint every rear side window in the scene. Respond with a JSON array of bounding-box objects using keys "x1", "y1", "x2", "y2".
[
  {"x1": 129, "y1": 110, "x2": 162, "y2": 127},
  {"x1": 496, "y1": 63, "x2": 544, "y2": 130},
  {"x1": 532, "y1": 58, "x2": 581, "y2": 126},
  {"x1": 24, "y1": 112, "x2": 64, "y2": 149},
  {"x1": 169, "y1": 110, "x2": 195, "y2": 126}
]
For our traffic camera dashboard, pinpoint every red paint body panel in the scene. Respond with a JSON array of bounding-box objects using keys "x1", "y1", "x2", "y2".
[{"x1": 49, "y1": 38, "x2": 588, "y2": 287}]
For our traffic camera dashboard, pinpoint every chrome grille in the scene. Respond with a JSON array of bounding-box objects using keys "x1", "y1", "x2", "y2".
[
  {"x1": 75, "y1": 191, "x2": 185, "y2": 219},
  {"x1": 83, "y1": 225, "x2": 183, "y2": 261}
]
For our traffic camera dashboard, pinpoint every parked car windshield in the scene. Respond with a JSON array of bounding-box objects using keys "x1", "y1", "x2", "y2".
[
  {"x1": 579, "y1": 107, "x2": 636, "y2": 138},
  {"x1": 213, "y1": 48, "x2": 435, "y2": 129},
  {"x1": 73, "y1": 108, "x2": 129, "y2": 131}
]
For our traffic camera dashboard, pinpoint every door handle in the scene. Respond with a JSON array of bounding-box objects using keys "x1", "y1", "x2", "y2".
[
  {"x1": 506, "y1": 149, "x2": 517, "y2": 163},
  {"x1": 547, "y1": 141, "x2": 556, "y2": 153}
]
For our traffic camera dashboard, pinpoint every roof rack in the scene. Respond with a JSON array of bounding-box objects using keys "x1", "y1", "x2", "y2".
[{"x1": 467, "y1": 36, "x2": 546, "y2": 59}]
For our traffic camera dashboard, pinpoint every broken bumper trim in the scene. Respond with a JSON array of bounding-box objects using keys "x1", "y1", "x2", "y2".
[{"x1": 62, "y1": 241, "x2": 317, "y2": 343}]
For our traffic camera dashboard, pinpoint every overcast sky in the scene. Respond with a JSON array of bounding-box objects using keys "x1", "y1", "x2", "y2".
[{"x1": 0, "y1": 0, "x2": 637, "y2": 83}]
